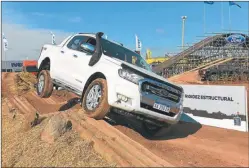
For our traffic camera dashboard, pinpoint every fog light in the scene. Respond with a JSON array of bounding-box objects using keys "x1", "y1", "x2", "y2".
[
  {"x1": 170, "y1": 107, "x2": 180, "y2": 114},
  {"x1": 117, "y1": 93, "x2": 128, "y2": 102},
  {"x1": 117, "y1": 94, "x2": 122, "y2": 100},
  {"x1": 121, "y1": 96, "x2": 128, "y2": 102}
]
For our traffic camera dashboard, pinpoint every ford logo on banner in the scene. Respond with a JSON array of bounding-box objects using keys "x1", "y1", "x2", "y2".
[{"x1": 226, "y1": 34, "x2": 246, "y2": 44}]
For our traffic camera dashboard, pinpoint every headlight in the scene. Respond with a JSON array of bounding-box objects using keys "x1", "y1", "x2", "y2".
[{"x1": 118, "y1": 68, "x2": 144, "y2": 84}]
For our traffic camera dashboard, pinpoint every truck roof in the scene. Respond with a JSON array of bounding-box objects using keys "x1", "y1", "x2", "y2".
[
  {"x1": 76, "y1": 33, "x2": 124, "y2": 46},
  {"x1": 71, "y1": 32, "x2": 134, "y2": 51},
  {"x1": 77, "y1": 33, "x2": 96, "y2": 37}
]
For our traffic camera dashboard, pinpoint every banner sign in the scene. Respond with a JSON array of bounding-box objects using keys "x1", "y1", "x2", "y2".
[
  {"x1": 11, "y1": 62, "x2": 23, "y2": 68},
  {"x1": 180, "y1": 85, "x2": 248, "y2": 132}
]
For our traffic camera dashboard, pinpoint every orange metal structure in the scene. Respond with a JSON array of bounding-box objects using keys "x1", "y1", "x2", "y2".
[{"x1": 22, "y1": 60, "x2": 38, "y2": 76}]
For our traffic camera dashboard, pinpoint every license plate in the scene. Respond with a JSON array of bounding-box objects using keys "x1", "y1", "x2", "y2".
[{"x1": 153, "y1": 103, "x2": 170, "y2": 113}]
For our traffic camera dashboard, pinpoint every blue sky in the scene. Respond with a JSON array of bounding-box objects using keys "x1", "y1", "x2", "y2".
[{"x1": 2, "y1": 1, "x2": 249, "y2": 57}]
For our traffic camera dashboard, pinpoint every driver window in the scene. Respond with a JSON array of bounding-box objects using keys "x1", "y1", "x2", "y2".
[
  {"x1": 77, "y1": 37, "x2": 96, "y2": 54},
  {"x1": 86, "y1": 38, "x2": 96, "y2": 46},
  {"x1": 67, "y1": 35, "x2": 86, "y2": 50},
  {"x1": 84, "y1": 38, "x2": 96, "y2": 51}
]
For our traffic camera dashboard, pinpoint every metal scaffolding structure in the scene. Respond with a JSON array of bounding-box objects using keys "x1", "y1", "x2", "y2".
[{"x1": 154, "y1": 32, "x2": 249, "y2": 82}]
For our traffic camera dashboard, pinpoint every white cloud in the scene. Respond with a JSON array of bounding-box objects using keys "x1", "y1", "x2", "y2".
[
  {"x1": 156, "y1": 28, "x2": 165, "y2": 34},
  {"x1": 31, "y1": 12, "x2": 46, "y2": 17},
  {"x1": 31, "y1": 12, "x2": 55, "y2": 18},
  {"x1": 69, "y1": 16, "x2": 82, "y2": 23},
  {"x1": 2, "y1": 23, "x2": 73, "y2": 61},
  {"x1": 31, "y1": 12, "x2": 82, "y2": 23}
]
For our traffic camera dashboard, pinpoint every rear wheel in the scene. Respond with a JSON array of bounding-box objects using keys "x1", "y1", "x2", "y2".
[
  {"x1": 81, "y1": 78, "x2": 110, "y2": 120},
  {"x1": 36, "y1": 70, "x2": 53, "y2": 98}
]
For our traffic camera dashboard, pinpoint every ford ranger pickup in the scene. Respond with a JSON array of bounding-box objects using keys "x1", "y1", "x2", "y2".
[{"x1": 36, "y1": 32, "x2": 184, "y2": 136}]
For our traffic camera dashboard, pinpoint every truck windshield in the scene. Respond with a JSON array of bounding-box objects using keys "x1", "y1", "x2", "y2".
[{"x1": 100, "y1": 39, "x2": 152, "y2": 71}]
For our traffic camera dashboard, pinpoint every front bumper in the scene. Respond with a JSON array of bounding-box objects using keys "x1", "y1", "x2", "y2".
[{"x1": 107, "y1": 77, "x2": 184, "y2": 125}]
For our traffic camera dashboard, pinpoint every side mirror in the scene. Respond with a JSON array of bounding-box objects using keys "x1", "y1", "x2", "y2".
[{"x1": 80, "y1": 43, "x2": 95, "y2": 54}]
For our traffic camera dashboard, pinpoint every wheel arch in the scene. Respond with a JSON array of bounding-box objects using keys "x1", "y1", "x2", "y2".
[
  {"x1": 37, "y1": 57, "x2": 51, "y2": 77},
  {"x1": 81, "y1": 72, "x2": 107, "y2": 101}
]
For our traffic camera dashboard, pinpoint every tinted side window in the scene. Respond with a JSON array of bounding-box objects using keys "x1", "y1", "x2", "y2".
[
  {"x1": 67, "y1": 36, "x2": 87, "y2": 50},
  {"x1": 86, "y1": 38, "x2": 96, "y2": 46}
]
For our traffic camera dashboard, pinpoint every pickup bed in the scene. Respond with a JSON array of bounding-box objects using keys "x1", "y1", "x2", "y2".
[{"x1": 36, "y1": 32, "x2": 184, "y2": 136}]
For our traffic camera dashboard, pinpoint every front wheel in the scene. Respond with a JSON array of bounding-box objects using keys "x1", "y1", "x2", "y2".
[
  {"x1": 36, "y1": 70, "x2": 53, "y2": 98},
  {"x1": 81, "y1": 78, "x2": 110, "y2": 120}
]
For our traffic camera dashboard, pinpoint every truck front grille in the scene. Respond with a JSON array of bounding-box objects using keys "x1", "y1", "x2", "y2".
[{"x1": 140, "y1": 80, "x2": 182, "y2": 103}]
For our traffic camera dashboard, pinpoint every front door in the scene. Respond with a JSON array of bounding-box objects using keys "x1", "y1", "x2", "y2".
[
  {"x1": 69, "y1": 36, "x2": 97, "y2": 91},
  {"x1": 56, "y1": 35, "x2": 89, "y2": 89}
]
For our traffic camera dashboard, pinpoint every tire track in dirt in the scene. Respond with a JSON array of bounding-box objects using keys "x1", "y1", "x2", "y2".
[
  {"x1": 24, "y1": 92, "x2": 61, "y2": 114},
  {"x1": 8, "y1": 96, "x2": 38, "y2": 130},
  {"x1": 30, "y1": 92, "x2": 57, "y2": 104},
  {"x1": 29, "y1": 92, "x2": 63, "y2": 105}
]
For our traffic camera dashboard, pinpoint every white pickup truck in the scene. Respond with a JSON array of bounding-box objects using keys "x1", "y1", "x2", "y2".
[{"x1": 36, "y1": 32, "x2": 184, "y2": 136}]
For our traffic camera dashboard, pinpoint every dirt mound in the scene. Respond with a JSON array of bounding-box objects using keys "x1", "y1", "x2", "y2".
[
  {"x1": 168, "y1": 71, "x2": 203, "y2": 84},
  {"x1": 13, "y1": 72, "x2": 37, "y2": 95},
  {"x1": 1, "y1": 100, "x2": 115, "y2": 167},
  {"x1": 41, "y1": 114, "x2": 72, "y2": 144}
]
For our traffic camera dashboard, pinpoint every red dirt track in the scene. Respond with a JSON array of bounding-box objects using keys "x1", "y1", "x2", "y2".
[{"x1": 2, "y1": 72, "x2": 249, "y2": 167}]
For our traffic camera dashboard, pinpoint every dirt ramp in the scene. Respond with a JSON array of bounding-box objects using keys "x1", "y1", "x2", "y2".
[
  {"x1": 114, "y1": 121, "x2": 248, "y2": 167},
  {"x1": 61, "y1": 110, "x2": 174, "y2": 167}
]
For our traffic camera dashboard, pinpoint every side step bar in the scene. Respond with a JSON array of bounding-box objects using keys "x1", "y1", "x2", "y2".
[{"x1": 52, "y1": 79, "x2": 82, "y2": 97}]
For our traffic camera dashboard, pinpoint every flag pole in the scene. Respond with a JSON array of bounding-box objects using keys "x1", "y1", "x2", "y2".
[
  {"x1": 5, "y1": 51, "x2": 7, "y2": 72},
  {"x1": 203, "y1": 3, "x2": 206, "y2": 34},
  {"x1": 221, "y1": 1, "x2": 224, "y2": 31},
  {"x1": 229, "y1": 5, "x2": 231, "y2": 32}
]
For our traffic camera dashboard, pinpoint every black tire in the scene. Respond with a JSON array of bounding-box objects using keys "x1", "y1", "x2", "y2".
[
  {"x1": 36, "y1": 70, "x2": 53, "y2": 98},
  {"x1": 81, "y1": 78, "x2": 110, "y2": 120},
  {"x1": 142, "y1": 121, "x2": 171, "y2": 137}
]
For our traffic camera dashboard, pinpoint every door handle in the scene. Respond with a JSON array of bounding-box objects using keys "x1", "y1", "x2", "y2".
[
  {"x1": 61, "y1": 50, "x2": 64, "y2": 54},
  {"x1": 73, "y1": 54, "x2": 78, "y2": 58}
]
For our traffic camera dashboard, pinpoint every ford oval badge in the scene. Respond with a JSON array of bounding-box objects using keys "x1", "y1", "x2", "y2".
[{"x1": 226, "y1": 34, "x2": 246, "y2": 44}]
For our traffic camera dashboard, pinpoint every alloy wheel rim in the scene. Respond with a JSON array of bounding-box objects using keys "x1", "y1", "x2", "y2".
[
  {"x1": 38, "y1": 74, "x2": 45, "y2": 93},
  {"x1": 86, "y1": 84, "x2": 102, "y2": 111}
]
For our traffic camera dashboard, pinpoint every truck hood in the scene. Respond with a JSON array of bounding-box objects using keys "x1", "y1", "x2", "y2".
[{"x1": 103, "y1": 56, "x2": 183, "y2": 91}]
